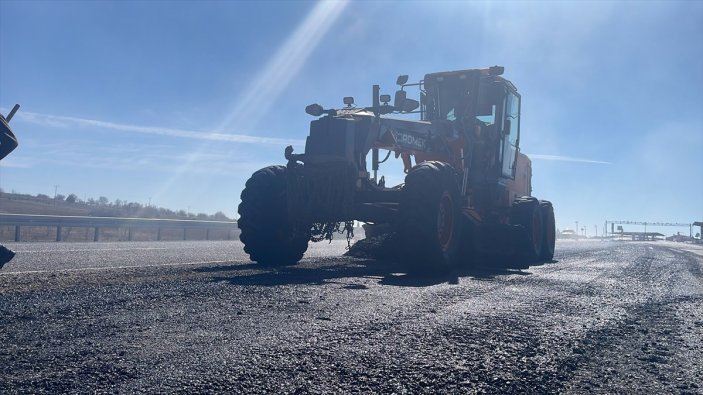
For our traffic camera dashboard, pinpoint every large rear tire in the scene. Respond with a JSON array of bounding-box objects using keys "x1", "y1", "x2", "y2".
[
  {"x1": 238, "y1": 165, "x2": 309, "y2": 266},
  {"x1": 398, "y1": 161, "x2": 462, "y2": 273},
  {"x1": 539, "y1": 200, "x2": 556, "y2": 261},
  {"x1": 510, "y1": 196, "x2": 543, "y2": 263}
]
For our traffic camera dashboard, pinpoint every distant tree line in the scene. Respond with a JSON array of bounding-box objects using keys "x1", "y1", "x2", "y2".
[{"x1": 0, "y1": 189, "x2": 232, "y2": 221}]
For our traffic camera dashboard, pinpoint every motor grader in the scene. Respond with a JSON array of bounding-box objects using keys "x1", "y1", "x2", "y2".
[{"x1": 237, "y1": 66, "x2": 555, "y2": 271}]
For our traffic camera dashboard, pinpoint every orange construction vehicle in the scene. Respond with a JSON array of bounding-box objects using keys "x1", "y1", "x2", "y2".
[{"x1": 238, "y1": 66, "x2": 555, "y2": 271}]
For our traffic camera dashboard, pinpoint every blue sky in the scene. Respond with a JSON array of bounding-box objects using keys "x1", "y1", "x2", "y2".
[{"x1": 1, "y1": 0, "x2": 701, "y2": 236}]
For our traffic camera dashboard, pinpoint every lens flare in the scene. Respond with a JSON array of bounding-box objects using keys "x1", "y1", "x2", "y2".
[{"x1": 152, "y1": 0, "x2": 350, "y2": 210}]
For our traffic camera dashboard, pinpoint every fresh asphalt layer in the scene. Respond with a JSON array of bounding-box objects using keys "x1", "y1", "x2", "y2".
[{"x1": 1, "y1": 239, "x2": 702, "y2": 393}]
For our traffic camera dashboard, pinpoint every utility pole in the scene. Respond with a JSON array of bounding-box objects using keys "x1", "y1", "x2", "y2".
[
  {"x1": 595, "y1": 225, "x2": 598, "y2": 238},
  {"x1": 53, "y1": 185, "x2": 59, "y2": 205},
  {"x1": 148, "y1": 197, "x2": 152, "y2": 207},
  {"x1": 575, "y1": 221, "x2": 579, "y2": 241}
]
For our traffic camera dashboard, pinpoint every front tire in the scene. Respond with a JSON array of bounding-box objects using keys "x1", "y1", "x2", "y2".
[
  {"x1": 539, "y1": 200, "x2": 556, "y2": 261},
  {"x1": 510, "y1": 196, "x2": 543, "y2": 263},
  {"x1": 238, "y1": 165, "x2": 309, "y2": 266},
  {"x1": 398, "y1": 161, "x2": 462, "y2": 273}
]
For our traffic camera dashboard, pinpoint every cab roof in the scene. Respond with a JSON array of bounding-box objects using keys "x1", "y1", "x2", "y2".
[{"x1": 424, "y1": 66, "x2": 517, "y2": 92}]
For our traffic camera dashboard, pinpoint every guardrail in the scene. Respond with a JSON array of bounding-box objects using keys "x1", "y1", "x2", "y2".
[{"x1": 0, "y1": 213, "x2": 239, "y2": 242}]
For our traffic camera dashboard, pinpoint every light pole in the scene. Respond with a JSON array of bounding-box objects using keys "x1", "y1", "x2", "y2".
[{"x1": 575, "y1": 221, "x2": 579, "y2": 241}]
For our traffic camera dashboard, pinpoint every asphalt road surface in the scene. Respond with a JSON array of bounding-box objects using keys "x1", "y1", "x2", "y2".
[{"x1": 1, "y1": 238, "x2": 702, "y2": 393}]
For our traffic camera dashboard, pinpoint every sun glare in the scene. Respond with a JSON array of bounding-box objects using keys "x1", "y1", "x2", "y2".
[{"x1": 151, "y1": 0, "x2": 350, "y2": 210}]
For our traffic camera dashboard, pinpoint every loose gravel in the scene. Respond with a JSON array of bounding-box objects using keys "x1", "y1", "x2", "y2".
[{"x1": 1, "y1": 240, "x2": 702, "y2": 393}]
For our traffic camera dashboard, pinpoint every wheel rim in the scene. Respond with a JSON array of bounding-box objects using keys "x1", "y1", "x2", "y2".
[{"x1": 437, "y1": 191, "x2": 454, "y2": 251}]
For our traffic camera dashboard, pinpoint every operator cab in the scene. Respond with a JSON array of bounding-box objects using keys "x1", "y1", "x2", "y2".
[{"x1": 422, "y1": 66, "x2": 521, "y2": 180}]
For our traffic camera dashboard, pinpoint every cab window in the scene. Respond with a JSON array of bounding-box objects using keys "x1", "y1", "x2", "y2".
[{"x1": 501, "y1": 91, "x2": 520, "y2": 178}]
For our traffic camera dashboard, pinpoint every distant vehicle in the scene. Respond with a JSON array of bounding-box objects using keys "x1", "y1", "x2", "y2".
[
  {"x1": 238, "y1": 67, "x2": 555, "y2": 271},
  {"x1": 559, "y1": 229, "x2": 577, "y2": 239}
]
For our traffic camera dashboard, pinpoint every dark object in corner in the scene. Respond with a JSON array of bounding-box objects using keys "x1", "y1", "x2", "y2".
[
  {"x1": 0, "y1": 245, "x2": 15, "y2": 269},
  {"x1": 0, "y1": 104, "x2": 20, "y2": 268},
  {"x1": 0, "y1": 104, "x2": 20, "y2": 160}
]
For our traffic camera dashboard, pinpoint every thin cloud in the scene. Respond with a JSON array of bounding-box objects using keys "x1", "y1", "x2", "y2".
[
  {"x1": 2, "y1": 137, "x2": 268, "y2": 174},
  {"x1": 10, "y1": 110, "x2": 612, "y2": 167},
  {"x1": 528, "y1": 154, "x2": 611, "y2": 165},
  {"x1": 14, "y1": 110, "x2": 304, "y2": 146},
  {"x1": 0, "y1": 159, "x2": 33, "y2": 168},
  {"x1": 11, "y1": 149, "x2": 267, "y2": 175}
]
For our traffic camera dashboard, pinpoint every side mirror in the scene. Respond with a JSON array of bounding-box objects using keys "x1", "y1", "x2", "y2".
[
  {"x1": 393, "y1": 90, "x2": 419, "y2": 112},
  {"x1": 394, "y1": 90, "x2": 406, "y2": 108},
  {"x1": 305, "y1": 103, "x2": 324, "y2": 116},
  {"x1": 396, "y1": 75, "x2": 409, "y2": 86},
  {"x1": 401, "y1": 98, "x2": 419, "y2": 113}
]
